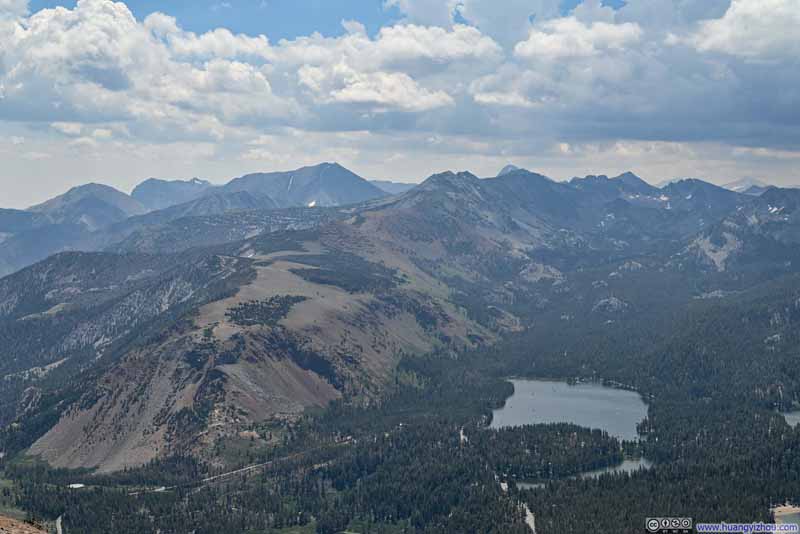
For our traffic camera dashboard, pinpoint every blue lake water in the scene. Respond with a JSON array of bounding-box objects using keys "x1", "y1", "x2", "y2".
[
  {"x1": 490, "y1": 379, "x2": 648, "y2": 441},
  {"x1": 782, "y1": 411, "x2": 800, "y2": 427},
  {"x1": 516, "y1": 458, "x2": 654, "y2": 490}
]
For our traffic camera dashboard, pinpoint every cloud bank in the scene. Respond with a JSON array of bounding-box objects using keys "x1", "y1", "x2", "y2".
[{"x1": 0, "y1": 0, "x2": 798, "y2": 207}]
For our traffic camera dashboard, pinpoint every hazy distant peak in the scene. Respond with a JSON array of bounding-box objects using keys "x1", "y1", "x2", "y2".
[
  {"x1": 498, "y1": 164, "x2": 521, "y2": 177},
  {"x1": 614, "y1": 171, "x2": 644, "y2": 183},
  {"x1": 45, "y1": 182, "x2": 119, "y2": 200},
  {"x1": 421, "y1": 171, "x2": 480, "y2": 188},
  {"x1": 612, "y1": 171, "x2": 656, "y2": 194},
  {"x1": 223, "y1": 162, "x2": 385, "y2": 208},
  {"x1": 723, "y1": 177, "x2": 768, "y2": 193},
  {"x1": 29, "y1": 183, "x2": 144, "y2": 214},
  {"x1": 132, "y1": 177, "x2": 213, "y2": 211},
  {"x1": 26, "y1": 182, "x2": 147, "y2": 232},
  {"x1": 137, "y1": 177, "x2": 211, "y2": 187},
  {"x1": 494, "y1": 168, "x2": 554, "y2": 185},
  {"x1": 570, "y1": 174, "x2": 610, "y2": 186},
  {"x1": 370, "y1": 180, "x2": 416, "y2": 195}
]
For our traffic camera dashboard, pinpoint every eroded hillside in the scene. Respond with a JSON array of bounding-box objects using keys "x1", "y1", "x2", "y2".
[{"x1": 6, "y1": 169, "x2": 798, "y2": 473}]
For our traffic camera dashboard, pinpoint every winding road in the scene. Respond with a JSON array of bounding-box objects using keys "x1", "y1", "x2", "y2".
[{"x1": 128, "y1": 438, "x2": 353, "y2": 497}]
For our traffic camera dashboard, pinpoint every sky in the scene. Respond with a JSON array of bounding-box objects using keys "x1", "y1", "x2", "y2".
[{"x1": 0, "y1": 0, "x2": 799, "y2": 208}]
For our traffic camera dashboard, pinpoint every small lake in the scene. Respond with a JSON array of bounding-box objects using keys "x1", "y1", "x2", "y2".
[
  {"x1": 773, "y1": 505, "x2": 800, "y2": 526},
  {"x1": 782, "y1": 411, "x2": 800, "y2": 427},
  {"x1": 490, "y1": 379, "x2": 648, "y2": 441},
  {"x1": 516, "y1": 458, "x2": 653, "y2": 490}
]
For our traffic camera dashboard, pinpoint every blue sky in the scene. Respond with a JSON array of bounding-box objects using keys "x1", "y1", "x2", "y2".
[
  {"x1": 28, "y1": 0, "x2": 626, "y2": 39},
  {"x1": 30, "y1": 0, "x2": 403, "y2": 39},
  {"x1": 1, "y1": 0, "x2": 798, "y2": 208}
]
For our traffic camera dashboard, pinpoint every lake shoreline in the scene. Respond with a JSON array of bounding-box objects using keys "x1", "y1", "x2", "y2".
[{"x1": 490, "y1": 378, "x2": 649, "y2": 442}]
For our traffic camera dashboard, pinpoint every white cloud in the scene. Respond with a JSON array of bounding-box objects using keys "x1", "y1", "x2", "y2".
[
  {"x1": 384, "y1": 0, "x2": 456, "y2": 27},
  {"x1": 145, "y1": 13, "x2": 274, "y2": 60},
  {"x1": 471, "y1": 13, "x2": 646, "y2": 114},
  {"x1": 0, "y1": 0, "x2": 502, "y2": 142},
  {"x1": 0, "y1": 0, "x2": 27, "y2": 18},
  {"x1": 688, "y1": 0, "x2": 800, "y2": 59},
  {"x1": 273, "y1": 23, "x2": 500, "y2": 72},
  {"x1": 732, "y1": 146, "x2": 800, "y2": 160},
  {"x1": 299, "y1": 64, "x2": 454, "y2": 111},
  {"x1": 275, "y1": 22, "x2": 500, "y2": 113},
  {"x1": 514, "y1": 17, "x2": 642, "y2": 60},
  {"x1": 0, "y1": 0, "x2": 296, "y2": 139},
  {"x1": 341, "y1": 19, "x2": 366, "y2": 36},
  {"x1": 457, "y1": 0, "x2": 560, "y2": 46},
  {"x1": 51, "y1": 122, "x2": 83, "y2": 136},
  {"x1": 616, "y1": 0, "x2": 730, "y2": 30},
  {"x1": 1, "y1": 0, "x2": 800, "y2": 209},
  {"x1": 371, "y1": 23, "x2": 502, "y2": 64}
]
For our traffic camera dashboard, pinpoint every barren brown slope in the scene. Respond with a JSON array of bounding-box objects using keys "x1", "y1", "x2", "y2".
[
  {"x1": 0, "y1": 515, "x2": 47, "y2": 534},
  {"x1": 28, "y1": 228, "x2": 490, "y2": 472},
  {"x1": 27, "y1": 173, "x2": 565, "y2": 472}
]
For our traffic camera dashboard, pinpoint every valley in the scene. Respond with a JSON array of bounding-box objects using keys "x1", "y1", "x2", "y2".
[
  {"x1": 1, "y1": 164, "x2": 800, "y2": 532},
  {"x1": 2, "y1": 0, "x2": 797, "y2": 530}
]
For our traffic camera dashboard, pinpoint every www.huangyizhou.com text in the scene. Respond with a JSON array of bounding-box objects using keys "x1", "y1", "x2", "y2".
[{"x1": 696, "y1": 523, "x2": 799, "y2": 533}]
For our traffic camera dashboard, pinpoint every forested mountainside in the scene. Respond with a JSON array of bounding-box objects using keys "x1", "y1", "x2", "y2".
[
  {"x1": 3, "y1": 167, "x2": 800, "y2": 532},
  {"x1": 2, "y1": 168, "x2": 798, "y2": 469}
]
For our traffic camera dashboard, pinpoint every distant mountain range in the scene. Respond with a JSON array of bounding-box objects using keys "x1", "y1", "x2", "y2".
[
  {"x1": 0, "y1": 163, "x2": 388, "y2": 277},
  {"x1": 6, "y1": 163, "x2": 800, "y2": 473},
  {"x1": 722, "y1": 177, "x2": 770, "y2": 196},
  {"x1": 370, "y1": 180, "x2": 416, "y2": 195},
  {"x1": 2, "y1": 165, "x2": 798, "y2": 279}
]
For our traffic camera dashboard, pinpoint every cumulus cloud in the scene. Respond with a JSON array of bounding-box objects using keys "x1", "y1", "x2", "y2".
[
  {"x1": 384, "y1": 0, "x2": 456, "y2": 27},
  {"x1": 51, "y1": 122, "x2": 83, "y2": 136},
  {"x1": 299, "y1": 65, "x2": 454, "y2": 111},
  {"x1": 514, "y1": 17, "x2": 642, "y2": 60},
  {"x1": 0, "y1": 0, "x2": 27, "y2": 17},
  {"x1": 616, "y1": 0, "x2": 730, "y2": 29},
  {"x1": 688, "y1": 0, "x2": 800, "y2": 59},
  {"x1": 145, "y1": 13, "x2": 274, "y2": 60},
  {"x1": 0, "y1": 0, "x2": 503, "y2": 142},
  {"x1": 274, "y1": 23, "x2": 500, "y2": 73},
  {"x1": 2, "y1": 0, "x2": 800, "y2": 209},
  {"x1": 389, "y1": 0, "x2": 564, "y2": 46},
  {"x1": 457, "y1": 0, "x2": 560, "y2": 46}
]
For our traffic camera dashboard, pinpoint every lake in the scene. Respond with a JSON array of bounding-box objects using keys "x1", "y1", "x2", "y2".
[
  {"x1": 782, "y1": 411, "x2": 800, "y2": 427},
  {"x1": 516, "y1": 458, "x2": 653, "y2": 490},
  {"x1": 490, "y1": 379, "x2": 648, "y2": 441}
]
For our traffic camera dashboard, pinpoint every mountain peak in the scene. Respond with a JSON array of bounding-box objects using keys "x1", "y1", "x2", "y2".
[
  {"x1": 27, "y1": 182, "x2": 147, "y2": 231},
  {"x1": 420, "y1": 171, "x2": 481, "y2": 189},
  {"x1": 29, "y1": 182, "x2": 142, "y2": 213},
  {"x1": 65, "y1": 182, "x2": 123, "y2": 197},
  {"x1": 612, "y1": 171, "x2": 656, "y2": 194},
  {"x1": 613, "y1": 171, "x2": 644, "y2": 183},
  {"x1": 132, "y1": 177, "x2": 213, "y2": 210},
  {"x1": 723, "y1": 177, "x2": 768, "y2": 194},
  {"x1": 223, "y1": 163, "x2": 385, "y2": 207},
  {"x1": 498, "y1": 164, "x2": 521, "y2": 177}
]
